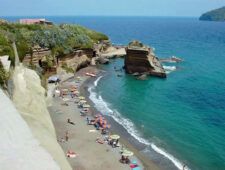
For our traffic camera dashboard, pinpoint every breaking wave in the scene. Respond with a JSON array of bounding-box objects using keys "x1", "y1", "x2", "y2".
[
  {"x1": 163, "y1": 65, "x2": 177, "y2": 74},
  {"x1": 88, "y1": 76, "x2": 190, "y2": 170}
]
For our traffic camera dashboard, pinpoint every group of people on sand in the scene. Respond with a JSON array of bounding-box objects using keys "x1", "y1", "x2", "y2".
[
  {"x1": 54, "y1": 76, "x2": 142, "y2": 169},
  {"x1": 86, "y1": 114, "x2": 111, "y2": 134}
]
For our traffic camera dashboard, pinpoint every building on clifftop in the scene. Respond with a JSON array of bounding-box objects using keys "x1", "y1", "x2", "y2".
[{"x1": 19, "y1": 18, "x2": 53, "y2": 25}]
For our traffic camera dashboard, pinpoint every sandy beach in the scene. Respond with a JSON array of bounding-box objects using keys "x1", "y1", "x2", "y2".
[{"x1": 48, "y1": 66, "x2": 160, "y2": 170}]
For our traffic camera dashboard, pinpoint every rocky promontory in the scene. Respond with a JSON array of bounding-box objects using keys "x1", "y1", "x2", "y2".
[
  {"x1": 199, "y1": 6, "x2": 225, "y2": 21},
  {"x1": 124, "y1": 41, "x2": 166, "y2": 78}
]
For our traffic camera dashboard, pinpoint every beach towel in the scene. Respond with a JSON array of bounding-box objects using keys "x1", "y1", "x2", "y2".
[
  {"x1": 132, "y1": 167, "x2": 141, "y2": 170},
  {"x1": 130, "y1": 160, "x2": 139, "y2": 169},
  {"x1": 89, "y1": 129, "x2": 97, "y2": 133}
]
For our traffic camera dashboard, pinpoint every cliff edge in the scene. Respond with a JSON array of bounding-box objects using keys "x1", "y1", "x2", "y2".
[
  {"x1": 12, "y1": 65, "x2": 72, "y2": 170},
  {"x1": 0, "y1": 89, "x2": 60, "y2": 170}
]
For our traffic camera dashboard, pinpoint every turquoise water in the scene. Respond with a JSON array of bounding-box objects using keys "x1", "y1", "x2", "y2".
[
  {"x1": 5, "y1": 16, "x2": 225, "y2": 170},
  {"x1": 76, "y1": 17, "x2": 225, "y2": 170}
]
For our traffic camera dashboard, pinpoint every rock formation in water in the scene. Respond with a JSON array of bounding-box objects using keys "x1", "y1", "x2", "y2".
[
  {"x1": 199, "y1": 6, "x2": 225, "y2": 21},
  {"x1": 124, "y1": 41, "x2": 166, "y2": 78}
]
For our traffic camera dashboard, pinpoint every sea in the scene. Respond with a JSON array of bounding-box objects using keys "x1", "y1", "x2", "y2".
[{"x1": 4, "y1": 16, "x2": 225, "y2": 170}]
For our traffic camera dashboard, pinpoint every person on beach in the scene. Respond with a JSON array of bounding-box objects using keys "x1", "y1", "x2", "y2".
[
  {"x1": 67, "y1": 118, "x2": 75, "y2": 125},
  {"x1": 59, "y1": 90, "x2": 63, "y2": 98},
  {"x1": 65, "y1": 131, "x2": 69, "y2": 141},
  {"x1": 86, "y1": 117, "x2": 90, "y2": 125}
]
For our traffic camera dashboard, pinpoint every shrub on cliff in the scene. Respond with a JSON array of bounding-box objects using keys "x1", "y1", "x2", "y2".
[
  {"x1": 128, "y1": 40, "x2": 144, "y2": 48},
  {"x1": 0, "y1": 33, "x2": 14, "y2": 60},
  {"x1": 0, "y1": 60, "x2": 9, "y2": 87},
  {"x1": 0, "y1": 22, "x2": 109, "y2": 64}
]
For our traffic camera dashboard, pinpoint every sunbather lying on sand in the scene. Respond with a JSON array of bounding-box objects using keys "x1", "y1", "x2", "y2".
[
  {"x1": 67, "y1": 150, "x2": 78, "y2": 158},
  {"x1": 96, "y1": 137, "x2": 104, "y2": 144}
]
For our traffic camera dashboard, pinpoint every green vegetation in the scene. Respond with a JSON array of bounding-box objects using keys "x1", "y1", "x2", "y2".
[
  {"x1": 0, "y1": 21, "x2": 108, "y2": 64},
  {"x1": 42, "y1": 55, "x2": 54, "y2": 69},
  {"x1": 129, "y1": 40, "x2": 144, "y2": 47},
  {"x1": 199, "y1": 6, "x2": 225, "y2": 21},
  {"x1": 0, "y1": 60, "x2": 9, "y2": 87},
  {"x1": 61, "y1": 62, "x2": 74, "y2": 73}
]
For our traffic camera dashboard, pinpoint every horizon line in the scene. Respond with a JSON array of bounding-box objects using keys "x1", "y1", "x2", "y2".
[{"x1": 1, "y1": 15, "x2": 199, "y2": 18}]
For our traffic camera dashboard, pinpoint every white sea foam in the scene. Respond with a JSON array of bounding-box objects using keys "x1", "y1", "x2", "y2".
[
  {"x1": 163, "y1": 65, "x2": 177, "y2": 74},
  {"x1": 151, "y1": 144, "x2": 190, "y2": 170},
  {"x1": 94, "y1": 76, "x2": 103, "y2": 87},
  {"x1": 88, "y1": 76, "x2": 190, "y2": 170}
]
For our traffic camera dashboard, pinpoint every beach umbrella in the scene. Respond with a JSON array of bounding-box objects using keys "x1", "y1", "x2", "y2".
[
  {"x1": 83, "y1": 104, "x2": 90, "y2": 108},
  {"x1": 63, "y1": 98, "x2": 70, "y2": 102},
  {"x1": 55, "y1": 90, "x2": 60, "y2": 94},
  {"x1": 110, "y1": 134, "x2": 120, "y2": 140},
  {"x1": 79, "y1": 96, "x2": 85, "y2": 100},
  {"x1": 122, "y1": 150, "x2": 133, "y2": 157},
  {"x1": 79, "y1": 100, "x2": 87, "y2": 103}
]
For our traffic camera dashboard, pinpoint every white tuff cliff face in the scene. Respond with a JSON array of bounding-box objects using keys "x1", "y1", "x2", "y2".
[
  {"x1": 0, "y1": 89, "x2": 60, "y2": 170},
  {"x1": 12, "y1": 65, "x2": 72, "y2": 170}
]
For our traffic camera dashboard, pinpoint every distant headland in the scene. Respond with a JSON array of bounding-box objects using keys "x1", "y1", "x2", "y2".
[{"x1": 199, "y1": 6, "x2": 225, "y2": 21}]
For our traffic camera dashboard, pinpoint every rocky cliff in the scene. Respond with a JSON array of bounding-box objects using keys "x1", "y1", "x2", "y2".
[
  {"x1": 12, "y1": 65, "x2": 72, "y2": 170},
  {"x1": 0, "y1": 89, "x2": 60, "y2": 170},
  {"x1": 124, "y1": 41, "x2": 166, "y2": 78}
]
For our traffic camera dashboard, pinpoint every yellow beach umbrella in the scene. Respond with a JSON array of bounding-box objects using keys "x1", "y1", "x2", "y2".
[
  {"x1": 79, "y1": 100, "x2": 87, "y2": 103},
  {"x1": 110, "y1": 134, "x2": 120, "y2": 140},
  {"x1": 79, "y1": 96, "x2": 85, "y2": 100},
  {"x1": 83, "y1": 104, "x2": 90, "y2": 108},
  {"x1": 122, "y1": 150, "x2": 133, "y2": 157}
]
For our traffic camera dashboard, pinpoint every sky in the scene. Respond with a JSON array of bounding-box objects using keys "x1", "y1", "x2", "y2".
[{"x1": 0, "y1": 0, "x2": 225, "y2": 17}]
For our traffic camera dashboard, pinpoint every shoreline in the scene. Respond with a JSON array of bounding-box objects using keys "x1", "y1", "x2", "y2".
[
  {"x1": 48, "y1": 66, "x2": 147, "y2": 170},
  {"x1": 79, "y1": 67, "x2": 161, "y2": 170},
  {"x1": 80, "y1": 65, "x2": 187, "y2": 170}
]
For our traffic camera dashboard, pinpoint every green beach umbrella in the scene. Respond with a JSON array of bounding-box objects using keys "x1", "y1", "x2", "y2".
[{"x1": 110, "y1": 134, "x2": 120, "y2": 140}]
